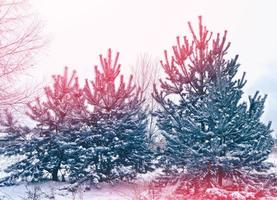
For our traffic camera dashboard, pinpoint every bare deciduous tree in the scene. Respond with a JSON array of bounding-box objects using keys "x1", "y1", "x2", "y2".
[
  {"x1": 131, "y1": 53, "x2": 162, "y2": 146},
  {"x1": 0, "y1": 0, "x2": 43, "y2": 111}
]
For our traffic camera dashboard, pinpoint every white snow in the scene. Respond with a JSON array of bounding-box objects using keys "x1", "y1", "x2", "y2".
[
  {"x1": 267, "y1": 152, "x2": 277, "y2": 174},
  {"x1": 0, "y1": 155, "x2": 23, "y2": 179},
  {"x1": 229, "y1": 192, "x2": 246, "y2": 200},
  {"x1": 0, "y1": 182, "x2": 138, "y2": 200}
]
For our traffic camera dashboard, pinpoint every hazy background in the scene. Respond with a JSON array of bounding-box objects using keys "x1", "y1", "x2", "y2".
[{"x1": 28, "y1": 0, "x2": 277, "y2": 137}]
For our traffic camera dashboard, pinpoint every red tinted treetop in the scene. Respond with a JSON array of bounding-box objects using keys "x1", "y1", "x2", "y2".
[
  {"x1": 154, "y1": 16, "x2": 231, "y2": 103},
  {"x1": 84, "y1": 48, "x2": 143, "y2": 113}
]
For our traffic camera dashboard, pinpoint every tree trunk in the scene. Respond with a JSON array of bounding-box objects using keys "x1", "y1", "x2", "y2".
[
  {"x1": 61, "y1": 173, "x2": 65, "y2": 182},
  {"x1": 52, "y1": 168, "x2": 59, "y2": 181},
  {"x1": 218, "y1": 136, "x2": 226, "y2": 187},
  {"x1": 218, "y1": 166, "x2": 223, "y2": 187},
  {"x1": 205, "y1": 162, "x2": 212, "y2": 187}
]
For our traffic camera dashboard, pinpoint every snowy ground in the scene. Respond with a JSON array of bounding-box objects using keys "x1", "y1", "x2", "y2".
[
  {"x1": 0, "y1": 153, "x2": 276, "y2": 200},
  {"x1": 0, "y1": 172, "x2": 166, "y2": 200},
  {"x1": 0, "y1": 154, "x2": 164, "y2": 200},
  {"x1": 0, "y1": 182, "x2": 146, "y2": 200}
]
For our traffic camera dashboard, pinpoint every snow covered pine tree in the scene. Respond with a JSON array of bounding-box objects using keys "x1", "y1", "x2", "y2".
[
  {"x1": 153, "y1": 16, "x2": 274, "y2": 189},
  {"x1": 0, "y1": 109, "x2": 29, "y2": 154},
  {"x1": 27, "y1": 67, "x2": 87, "y2": 132},
  {"x1": 66, "y1": 49, "x2": 152, "y2": 185},
  {"x1": 0, "y1": 67, "x2": 87, "y2": 185}
]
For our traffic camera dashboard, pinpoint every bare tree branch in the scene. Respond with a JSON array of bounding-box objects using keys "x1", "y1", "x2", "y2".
[
  {"x1": 131, "y1": 53, "x2": 161, "y2": 141},
  {"x1": 0, "y1": 0, "x2": 44, "y2": 112}
]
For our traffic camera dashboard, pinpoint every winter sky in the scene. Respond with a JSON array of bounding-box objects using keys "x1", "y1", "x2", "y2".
[{"x1": 29, "y1": 0, "x2": 277, "y2": 137}]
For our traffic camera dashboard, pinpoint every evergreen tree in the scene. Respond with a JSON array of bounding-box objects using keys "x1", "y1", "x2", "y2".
[
  {"x1": 67, "y1": 49, "x2": 152, "y2": 184},
  {"x1": 0, "y1": 109, "x2": 28, "y2": 141},
  {"x1": 0, "y1": 109, "x2": 29, "y2": 155},
  {"x1": 27, "y1": 67, "x2": 87, "y2": 131},
  {"x1": 153, "y1": 16, "x2": 274, "y2": 187},
  {"x1": 0, "y1": 67, "x2": 86, "y2": 185}
]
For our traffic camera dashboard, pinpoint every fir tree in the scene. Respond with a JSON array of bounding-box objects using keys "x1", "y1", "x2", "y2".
[
  {"x1": 0, "y1": 67, "x2": 86, "y2": 184},
  {"x1": 153, "y1": 16, "x2": 274, "y2": 187},
  {"x1": 0, "y1": 109, "x2": 29, "y2": 155},
  {"x1": 0, "y1": 109, "x2": 28, "y2": 141},
  {"x1": 27, "y1": 67, "x2": 87, "y2": 131},
  {"x1": 67, "y1": 49, "x2": 152, "y2": 184}
]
